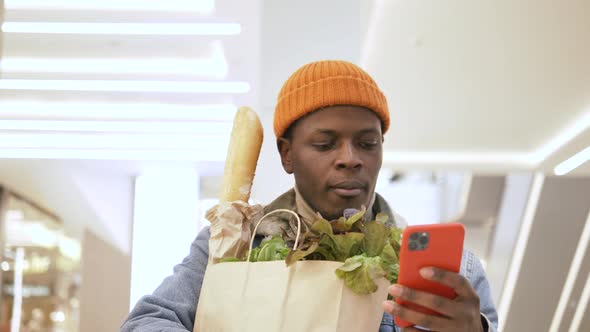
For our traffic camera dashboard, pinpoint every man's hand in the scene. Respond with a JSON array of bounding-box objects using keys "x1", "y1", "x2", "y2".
[{"x1": 382, "y1": 267, "x2": 484, "y2": 332}]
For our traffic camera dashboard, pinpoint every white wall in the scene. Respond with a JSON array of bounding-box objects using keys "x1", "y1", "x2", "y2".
[
  {"x1": 376, "y1": 172, "x2": 442, "y2": 225},
  {"x1": 438, "y1": 171, "x2": 470, "y2": 221},
  {"x1": 487, "y1": 173, "x2": 534, "y2": 304},
  {"x1": 499, "y1": 176, "x2": 590, "y2": 332},
  {"x1": 251, "y1": 0, "x2": 364, "y2": 204}
]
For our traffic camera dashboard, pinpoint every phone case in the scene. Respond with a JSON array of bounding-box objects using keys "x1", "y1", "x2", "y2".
[{"x1": 394, "y1": 223, "x2": 465, "y2": 328}]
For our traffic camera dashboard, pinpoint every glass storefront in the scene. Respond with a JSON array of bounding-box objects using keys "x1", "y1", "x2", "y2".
[{"x1": 0, "y1": 187, "x2": 81, "y2": 332}]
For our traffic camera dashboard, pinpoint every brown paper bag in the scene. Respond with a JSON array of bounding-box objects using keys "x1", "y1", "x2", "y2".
[
  {"x1": 196, "y1": 209, "x2": 390, "y2": 331},
  {"x1": 194, "y1": 260, "x2": 389, "y2": 332}
]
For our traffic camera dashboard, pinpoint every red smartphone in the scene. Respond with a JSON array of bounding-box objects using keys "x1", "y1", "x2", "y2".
[{"x1": 394, "y1": 223, "x2": 465, "y2": 328}]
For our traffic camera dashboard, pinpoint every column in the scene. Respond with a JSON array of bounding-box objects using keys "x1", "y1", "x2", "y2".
[{"x1": 129, "y1": 167, "x2": 200, "y2": 310}]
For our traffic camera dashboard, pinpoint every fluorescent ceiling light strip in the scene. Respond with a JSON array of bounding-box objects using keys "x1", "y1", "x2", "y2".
[
  {"x1": 4, "y1": 0, "x2": 215, "y2": 12},
  {"x1": 0, "y1": 103, "x2": 238, "y2": 121},
  {"x1": 554, "y1": 146, "x2": 590, "y2": 176},
  {"x1": 0, "y1": 120, "x2": 233, "y2": 134},
  {"x1": 550, "y1": 210, "x2": 590, "y2": 332},
  {"x1": 0, "y1": 41, "x2": 229, "y2": 78},
  {"x1": 0, "y1": 57, "x2": 228, "y2": 78},
  {"x1": 530, "y1": 111, "x2": 590, "y2": 164},
  {"x1": 1, "y1": 22, "x2": 241, "y2": 36},
  {"x1": 0, "y1": 133, "x2": 229, "y2": 149},
  {"x1": 0, "y1": 148, "x2": 227, "y2": 161},
  {"x1": 570, "y1": 268, "x2": 590, "y2": 332},
  {"x1": 497, "y1": 173, "x2": 544, "y2": 331},
  {"x1": 0, "y1": 79, "x2": 250, "y2": 93}
]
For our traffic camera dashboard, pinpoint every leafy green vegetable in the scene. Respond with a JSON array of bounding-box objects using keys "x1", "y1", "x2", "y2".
[
  {"x1": 249, "y1": 235, "x2": 290, "y2": 262},
  {"x1": 362, "y1": 221, "x2": 389, "y2": 257},
  {"x1": 310, "y1": 218, "x2": 333, "y2": 235},
  {"x1": 285, "y1": 242, "x2": 319, "y2": 266},
  {"x1": 309, "y1": 246, "x2": 336, "y2": 261},
  {"x1": 335, "y1": 254, "x2": 387, "y2": 294},
  {"x1": 345, "y1": 208, "x2": 365, "y2": 227},
  {"x1": 320, "y1": 232, "x2": 365, "y2": 262},
  {"x1": 219, "y1": 257, "x2": 243, "y2": 263},
  {"x1": 248, "y1": 247, "x2": 261, "y2": 262},
  {"x1": 390, "y1": 227, "x2": 402, "y2": 243},
  {"x1": 389, "y1": 227, "x2": 403, "y2": 252},
  {"x1": 330, "y1": 207, "x2": 366, "y2": 233},
  {"x1": 379, "y1": 243, "x2": 399, "y2": 284},
  {"x1": 375, "y1": 213, "x2": 389, "y2": 224},
  {"x1": 221, "y1": 208, "x2": 403, "y2": 295}
]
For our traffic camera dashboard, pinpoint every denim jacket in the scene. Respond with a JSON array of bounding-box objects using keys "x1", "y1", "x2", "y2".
[{"x1": 121, "y1": 190, "x2": 498, "y2": 331}]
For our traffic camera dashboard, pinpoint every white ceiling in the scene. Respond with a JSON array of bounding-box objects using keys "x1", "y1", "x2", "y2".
[{"x1": 363, "y1": 0, "x2": 590, "y2": 173}]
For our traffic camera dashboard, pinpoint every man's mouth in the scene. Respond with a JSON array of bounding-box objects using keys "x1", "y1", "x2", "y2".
[{"x1": 330, "y1": 181, "x2": 366, "y2": 198}]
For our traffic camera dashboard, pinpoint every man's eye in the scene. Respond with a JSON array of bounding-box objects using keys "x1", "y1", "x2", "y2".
[
  {"x1": 312, "y1": 143, "x2": 334, "y2": 151},
  {"x1": 360, "y1": 141, "x2": 379, "y2": 149}
]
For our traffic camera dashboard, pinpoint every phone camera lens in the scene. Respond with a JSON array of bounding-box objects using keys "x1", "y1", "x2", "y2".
[
  {"x1": 419, "y1": 234, "x2": 429, "y2": 245},
  {"x1": 409, "y1": 241, "x2": 418, "y2": 251},
  {"x1": 410, "y1": 233, "x2": 419, "y2": 241}
]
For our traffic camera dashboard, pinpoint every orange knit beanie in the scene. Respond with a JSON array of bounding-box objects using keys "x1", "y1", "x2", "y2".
[{"x1": 274, "y1": 60, "x2": 389, "y2": 138}]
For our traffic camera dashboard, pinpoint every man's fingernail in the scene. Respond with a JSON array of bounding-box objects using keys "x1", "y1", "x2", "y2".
[
  {"x1": 389, "y1": 284, "x2": 403, "y2": 297},
  {"x1": 383, "y1": 300, "x2": 395, "y2": 312},
  {"x1": 420, "y1": 267, "x2": 434, "y2": 278}
]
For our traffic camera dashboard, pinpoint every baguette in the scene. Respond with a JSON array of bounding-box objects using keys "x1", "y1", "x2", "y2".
[{"x1": 219, "y1": 106, "x2": 263, "y2": 203}]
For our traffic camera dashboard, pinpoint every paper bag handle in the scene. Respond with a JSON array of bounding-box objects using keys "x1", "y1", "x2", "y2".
[{"x1": 247, "y1": 209, "x2": 302, "y2": 259}]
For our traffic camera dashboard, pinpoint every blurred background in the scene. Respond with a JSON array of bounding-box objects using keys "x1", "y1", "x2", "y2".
[{"x1": 0, "y1": 0, "x2": 588, "y2": 331}]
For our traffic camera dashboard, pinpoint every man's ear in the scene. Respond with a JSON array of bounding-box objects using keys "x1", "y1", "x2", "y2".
[{"x1": 277, "y1": 137, "x2": 294, "y2": 174}]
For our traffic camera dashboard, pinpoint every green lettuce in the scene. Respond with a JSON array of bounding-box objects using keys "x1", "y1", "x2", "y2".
[
  {"x1": 249, "y1": 235, "x2": 290, "y2": 262},
  {"x1": 335, "y1": 254, "x2": 387, "y2": 294},
  {"x1": 379, "y1": 243, "x2": 400, "y2": 283},
  {"x1": 319, "y1": 232, "x2": 365, "y2": 262},
  {"x1": 362, "y1": 221, "x2": 389, "y2": 257},
  {"x1": 221, "y1": 208, "x2": 404, "y2": 295},
  {"x1": 329, "y1": 207, "x2": 366, "y2": 233}
]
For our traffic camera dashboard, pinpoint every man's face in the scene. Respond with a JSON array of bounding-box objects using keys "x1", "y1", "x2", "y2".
[{"x1": 278, "y1": 105, "x2": 384, "y2": 220}]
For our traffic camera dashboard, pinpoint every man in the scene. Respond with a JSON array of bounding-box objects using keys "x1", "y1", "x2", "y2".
[{"x1": 121, "y1": 60, "x2": 498, "y2": 332}]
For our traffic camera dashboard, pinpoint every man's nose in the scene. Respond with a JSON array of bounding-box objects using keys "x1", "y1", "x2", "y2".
[{"x1": 335, "y1": 142, "x2": 363, "y2": 170}]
